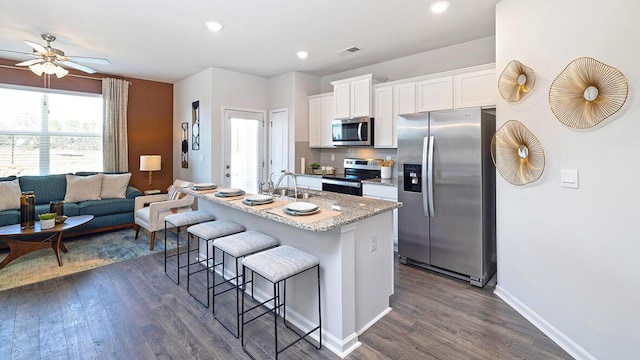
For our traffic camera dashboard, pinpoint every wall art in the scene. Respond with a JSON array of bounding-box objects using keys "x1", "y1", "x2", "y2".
[
  {"x1": 549, "y1": 57, "x2": 628, "y2": 129},
  {"x1": 491, "y1": 120, "x2": 545, "y2": 186},
  {"x1": 192, "y1": 100, "x2": 200, "y2": 150},
  {"x1": 181, "y1": 122, "x2": 189, "y2": 168},
  {"x1": 498, "y1": 60, "x2": 536, "y2": 102}
]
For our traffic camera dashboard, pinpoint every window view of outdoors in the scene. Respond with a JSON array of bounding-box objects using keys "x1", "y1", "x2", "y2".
[{"x1": 0, "y1": 87, "x2": 103, "y2": 177}]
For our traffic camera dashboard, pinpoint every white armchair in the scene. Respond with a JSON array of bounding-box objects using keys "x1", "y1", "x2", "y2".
[{"x1": 134, "y1": 179, "x2": 195, "y2": 250}]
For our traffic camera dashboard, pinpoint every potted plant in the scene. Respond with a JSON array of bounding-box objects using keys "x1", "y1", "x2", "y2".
[
  {"x1": 310, "y1": 162, "x2": 321, "y2": 174},
  {"x1": 38, "y1": 212, "x2": 56, "y2": 229}
]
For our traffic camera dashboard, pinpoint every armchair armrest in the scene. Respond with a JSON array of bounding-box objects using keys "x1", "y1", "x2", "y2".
[
  {"x1": 135, "y1": 194, "x2": 171, "y2": 211},
  {"x1": 147, "y1": 195, "x2": 194, "y2": 214}
]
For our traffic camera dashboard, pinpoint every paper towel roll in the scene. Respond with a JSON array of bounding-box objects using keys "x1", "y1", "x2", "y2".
[{"x1": 300, "y1": 157, "x2": 306, "y2": 174}]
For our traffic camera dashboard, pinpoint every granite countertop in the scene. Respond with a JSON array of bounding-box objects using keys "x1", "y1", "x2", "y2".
[{"x1": 184, "y1": 188, "x2": 401, "y2": 232}]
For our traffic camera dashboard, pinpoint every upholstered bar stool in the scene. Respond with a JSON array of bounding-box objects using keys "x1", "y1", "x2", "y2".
[
  {"x1": 241, "y1": 245, "x2": 322, "y2": 360},
  {"x1": 186, "y1": 220, "x2": 246, "y2": 307},
  {"x1": 163, "y1": 210, "x2": 215, "y2": 285},
  {"x1": 211, "y1": 230, "x2": 279, "y2": 337}
]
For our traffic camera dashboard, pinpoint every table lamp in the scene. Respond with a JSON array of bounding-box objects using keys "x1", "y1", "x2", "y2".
[{"x1": 140, "y1": 155, "x2": 161, "y2": 195}]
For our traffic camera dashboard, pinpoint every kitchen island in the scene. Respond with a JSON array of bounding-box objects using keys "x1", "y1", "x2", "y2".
[{"x1": 184, "y1": 188, "x2": 401, "y2": 357}]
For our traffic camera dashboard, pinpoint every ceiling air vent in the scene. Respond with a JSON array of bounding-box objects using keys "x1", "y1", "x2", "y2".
[{"x1": 337, "y1": 46, "x2": 361, "y2": 55}]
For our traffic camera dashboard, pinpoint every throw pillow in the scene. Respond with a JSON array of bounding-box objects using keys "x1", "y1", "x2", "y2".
[
  {"x1": 167, "y1": 184, "x2": 187, "y2": 201},
  {"x1": 64, "y1": 174, "x2": 104, "y2": 202},
  {"x1": 0, "y1": 179, "x2": 22, "y2": 211},
  {"x1": 101, "y1": 173, "x2": 132, "y2": 199}
]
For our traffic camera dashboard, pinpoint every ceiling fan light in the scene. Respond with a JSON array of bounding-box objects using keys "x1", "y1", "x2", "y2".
[
  {"x1": 42, "y1": 61, "x2": 57, "y2": 75},
  {"x1": 29, "y1": 63, "x2": 44, "y2": 76},
  {"x1": 54, "y1": 65, "x2": 69, "y2": 78}
]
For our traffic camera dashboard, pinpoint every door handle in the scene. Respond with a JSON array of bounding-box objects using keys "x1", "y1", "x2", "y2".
[
  {"x1": 421, "y1": 136, "x2": 429, "y2": 217},
  {"x1": 427, "y1": 135, "x2": 435, "y2": 217},
  {"x1": 225, "y1": 173, "x2": 230, "y2": 177}
]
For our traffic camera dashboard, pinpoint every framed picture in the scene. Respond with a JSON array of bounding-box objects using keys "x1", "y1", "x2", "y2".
[
  {"x1": 192, "y1": 100, "x2": 200, "y2": 150},
  {"x1": 181, "y1": 122, "x2": 189, "y2": 168}
]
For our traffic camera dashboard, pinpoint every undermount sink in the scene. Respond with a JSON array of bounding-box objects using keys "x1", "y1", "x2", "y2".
[{"x1": 272, "y1": 188, "x2": 317, "y2": 199}]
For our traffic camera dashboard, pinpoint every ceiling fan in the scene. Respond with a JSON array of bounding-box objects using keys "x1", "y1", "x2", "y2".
[{"x1": 0, "y1": 34, "x2": 110, "y2": 78}]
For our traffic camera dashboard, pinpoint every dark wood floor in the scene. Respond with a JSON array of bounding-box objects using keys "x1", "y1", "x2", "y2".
[{"x1": 0, "y1": 247, "x2": 571, "y2": 360}]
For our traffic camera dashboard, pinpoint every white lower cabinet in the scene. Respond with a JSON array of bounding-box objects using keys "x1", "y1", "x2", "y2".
[
  {"x1": 363, "y1": 183, "x2": 398, "y2": 250},
  {"x1": 296, "y1": 175, "x2": 322, "y2": 191}
]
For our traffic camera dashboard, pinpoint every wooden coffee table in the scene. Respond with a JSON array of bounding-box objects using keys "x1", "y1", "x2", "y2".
[{"x1": 0, "y1": 215, "x2": 94, "y2": 270}]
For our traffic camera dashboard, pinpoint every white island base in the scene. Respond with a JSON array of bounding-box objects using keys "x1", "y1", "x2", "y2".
[{"x1": 195, "y1": 195, "x2": 395, "y2": 358}]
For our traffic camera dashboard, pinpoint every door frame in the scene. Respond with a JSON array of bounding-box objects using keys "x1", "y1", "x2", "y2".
[{"x1": 268, "y1": 107, "x2": 289, "y2": 183}]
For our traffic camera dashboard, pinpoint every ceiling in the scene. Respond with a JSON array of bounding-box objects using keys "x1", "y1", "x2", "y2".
[{"x1": 0, "y1": 0, "x2": 500, "y2": 84}]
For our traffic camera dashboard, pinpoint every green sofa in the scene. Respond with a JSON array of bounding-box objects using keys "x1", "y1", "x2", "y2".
[{"x1": 0, "y1": 173, "x2": 142, "y2": 237}]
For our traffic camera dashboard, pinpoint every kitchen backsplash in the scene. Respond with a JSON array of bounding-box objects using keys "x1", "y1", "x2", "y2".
[{"x1": 296, "y1": 143, "x2": 398, "y2": 178}]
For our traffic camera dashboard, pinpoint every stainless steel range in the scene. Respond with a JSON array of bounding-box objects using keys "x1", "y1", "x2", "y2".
[{"x1": 321, "y1": 158, "x2": 381, "y2": 196}]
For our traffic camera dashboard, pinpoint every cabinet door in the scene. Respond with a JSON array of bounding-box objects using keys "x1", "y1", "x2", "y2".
[
  {"x1": 321, "y1": 95, "x2": 336, "y2": 147},
  {"x1": 374, "y1": 86, "x2": 394, "y2": 148},
  {"x1": 416, "y1": 76, "x2": 453, "y2": 112},
  {"x1": 350, "y1": 77, "x2": 372, "y2": 118},
  {"x1": 296, "y1": 175, "x2": 322, "y2": 190},
  {"x1": 333, "y1": 82, "x2": 351, "y2": 120},
  {"x1": 453, "y1": 69, "x2": 496, "y2": 108},
  {"x1": 394, "y1": 82, "x2": 416, "y2": 115},
  {"x1": 308, "y1": 97, "x2": 322, "y2": 148}
]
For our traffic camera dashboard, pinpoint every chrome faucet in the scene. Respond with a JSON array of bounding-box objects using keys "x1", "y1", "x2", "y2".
[
  {"x1": 271, "y1": 171, "x2": 298, "y2": 200},
  {"x1": 260, "y1": 172, "x2": 275, "y2": 194}
]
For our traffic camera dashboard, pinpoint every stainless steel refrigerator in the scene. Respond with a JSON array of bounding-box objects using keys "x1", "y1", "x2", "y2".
[{"x1": 397, "y1": 107, "x2": 496, "y2": 287}]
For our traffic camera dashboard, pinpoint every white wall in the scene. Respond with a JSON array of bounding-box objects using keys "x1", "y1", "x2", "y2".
[
  {"x1": 173, "y1": 67, "x2": 269, "y2": 185},
  {"x1": 319, "y1": 36, "x2": 496, "y2": 92},
  {"x1": 173, "y1": 68, "x2": 212, "y2": 183},
  {"x1": 495, "y1": 1, "x2": 640, "y2": 359}
]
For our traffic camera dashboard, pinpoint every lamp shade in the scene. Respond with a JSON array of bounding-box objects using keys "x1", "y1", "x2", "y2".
[{"x1": 140, "y1": 155, "x2": 161, "y2": 171}]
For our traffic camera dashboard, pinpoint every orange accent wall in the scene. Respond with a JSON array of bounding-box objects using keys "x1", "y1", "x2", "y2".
[{"x1": 0, "y1": 58, "x2": 174, "y2": 192}]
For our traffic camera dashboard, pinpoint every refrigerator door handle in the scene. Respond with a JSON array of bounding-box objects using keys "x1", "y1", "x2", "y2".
[
  {"x1": 427, "y1": 135, "x2": 435, "y2": 217},
  {"x1": 421, "y1": 136, "x2": 429, "y2": 217}
]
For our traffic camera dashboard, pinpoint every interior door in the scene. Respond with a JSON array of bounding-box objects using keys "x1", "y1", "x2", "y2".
[
  {"x1": 269, "y1": 108, "x2": 288, "y2": 181},
  {"x1": 223, "y1": 109, "x2": 266, "y2": 193}
]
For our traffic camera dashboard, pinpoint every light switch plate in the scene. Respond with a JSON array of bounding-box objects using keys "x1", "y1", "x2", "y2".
[{"x1": 561, "y1": 169, "x2": 579, "y2": 189}]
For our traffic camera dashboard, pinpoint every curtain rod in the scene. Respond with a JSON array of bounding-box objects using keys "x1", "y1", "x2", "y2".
[{"x1": 0, "y1": 64, "x2": 131, "y2": 83}]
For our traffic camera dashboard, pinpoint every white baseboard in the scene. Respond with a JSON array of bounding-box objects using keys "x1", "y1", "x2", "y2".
[
  {"x1": 357, "y1": 307, "x2": 392, "y2": 335},
  {"x1": 494, "y1": 285, "x2": 595, "y2": 360}
]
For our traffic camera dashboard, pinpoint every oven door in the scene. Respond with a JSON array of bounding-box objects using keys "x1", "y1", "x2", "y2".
[
  {"x1": 331, "y1": 118, "x2": 373, "y2": 146},
  {"x1": 322, "y1": 178, "x2": 362, "y2": 196}
]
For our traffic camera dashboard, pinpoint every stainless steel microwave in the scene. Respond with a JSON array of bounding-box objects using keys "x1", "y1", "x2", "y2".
[{"x1": 331, "y1": 117, "x2": 374, "y2": 146}]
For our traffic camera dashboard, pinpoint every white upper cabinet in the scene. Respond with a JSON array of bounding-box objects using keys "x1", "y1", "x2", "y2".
[
  {"x1": 453, "y1": 68, "x2": 496, "y2": 109},
  {"x1": 373, "y1": 82, "x2": 416, "y2": 148},
  {"x1": 373, "y1": 86, "x2": 394, "y2": 148},
  {"x1": 331, "y1": 74, "x2": 386, "y2": 120},
  {"x1": 416, "y1": 76, "x2": 453, "y2": 112},
  {"x1": 394, "y1": 82, "x2": 416, "y2": 115},
  {"x1": 308, "y1": 93, "x2": 335, "y2": 148}
]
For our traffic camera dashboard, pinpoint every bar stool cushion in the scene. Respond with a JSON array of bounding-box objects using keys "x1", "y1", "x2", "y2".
[
  {"x1": 242, "y1": 245, "x2": 319, "y2": 283},
  {"x1": 165, "y1": 210, "x2": 215, "y2": 227},
  {"x1": 213, "y1": 231, "x2": 279, "y2": 258},
  {"x1": 188, "y1": 220, "x2": 245, "y2": 240}
]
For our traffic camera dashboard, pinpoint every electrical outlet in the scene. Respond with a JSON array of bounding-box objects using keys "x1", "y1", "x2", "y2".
[
  {"x1": 386, "y1": 155, "x2": 391, "y2": 160},
  {"x1": 370, "y1": 235, "x2": 377, "y2": 252},
  {"x1": 331, "y1": 154, "x2": 335, "y2": 161}
]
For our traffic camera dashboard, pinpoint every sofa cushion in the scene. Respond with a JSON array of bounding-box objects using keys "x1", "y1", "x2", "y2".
[
  {"x1": 77, "y1": 198, "x2": 133, "y2": 217},
  {"x1": 61, "y1": 203, "x2": 80, "y2": 217},
  {"x1": 19, "y1": 174, "x2": 68, "y2": 205},
  {"x1": 101, "y1": 173, "x2": 132, "y2": 199},
  {"x1": 0, "y1": 210, "x2": 19, "y2": 227},
  {"x1": 0, "y1": 175, "x2": 17, "y2": 182},
  {"x1": 64, "y1": 174, "x2": 104, "y2": 202},
  {"x1": 0, "y1": 179, "x2": 22, "y2": 211}
]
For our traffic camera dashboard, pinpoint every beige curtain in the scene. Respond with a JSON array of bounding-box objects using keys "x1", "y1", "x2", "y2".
[{"x1": 102, "y1": 78, "x2": 130, "y2": 172}]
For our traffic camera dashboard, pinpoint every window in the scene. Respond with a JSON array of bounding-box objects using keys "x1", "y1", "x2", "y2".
[{"x1": 0, "y1": 85, "x2": 103, "y2": 177}]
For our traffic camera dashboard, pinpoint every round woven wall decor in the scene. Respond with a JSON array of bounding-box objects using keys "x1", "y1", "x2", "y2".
[
  {"x1": 498, "y1": 60, "x2": 536, "y2": 102},
  {"x1": 491, "y1": 120, "x2": 545, "y2": 186},
  {"x1": 549, "y1": 57, "x2": 628, "y2": 129}
]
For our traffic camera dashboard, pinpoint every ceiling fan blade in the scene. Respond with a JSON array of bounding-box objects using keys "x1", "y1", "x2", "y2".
[
  {"x1": 0, "y1": 48, "x2": 39, "y2": 56},
  {"x1": 16, "y1": 59, "x2": 45, "y2": 66},
  {"x1": 61, "y1": 60, "x2": 97, "y2": 74},
  {"x1": 67, "y1": 55, "x2": 111, "y2": 65},
  {"x1": 24, "y1": 40, "x2": 47, "y2": 53}
]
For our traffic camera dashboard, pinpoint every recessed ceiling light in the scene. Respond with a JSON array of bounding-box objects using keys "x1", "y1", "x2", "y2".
[
  {"x1": 205, "y1": 21, "x2": 224, "y2": 32},
  {"x1": 429, "y1": 1, "x2": 450, "y2": 14},
  {"x1": 297, "y1": 51, "x2": 309, "y2": 59}
]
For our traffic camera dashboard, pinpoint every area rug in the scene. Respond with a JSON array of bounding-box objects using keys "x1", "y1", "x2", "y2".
[{"x1": 0, "y1": 228, "x2": 172, "y2": 292}]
